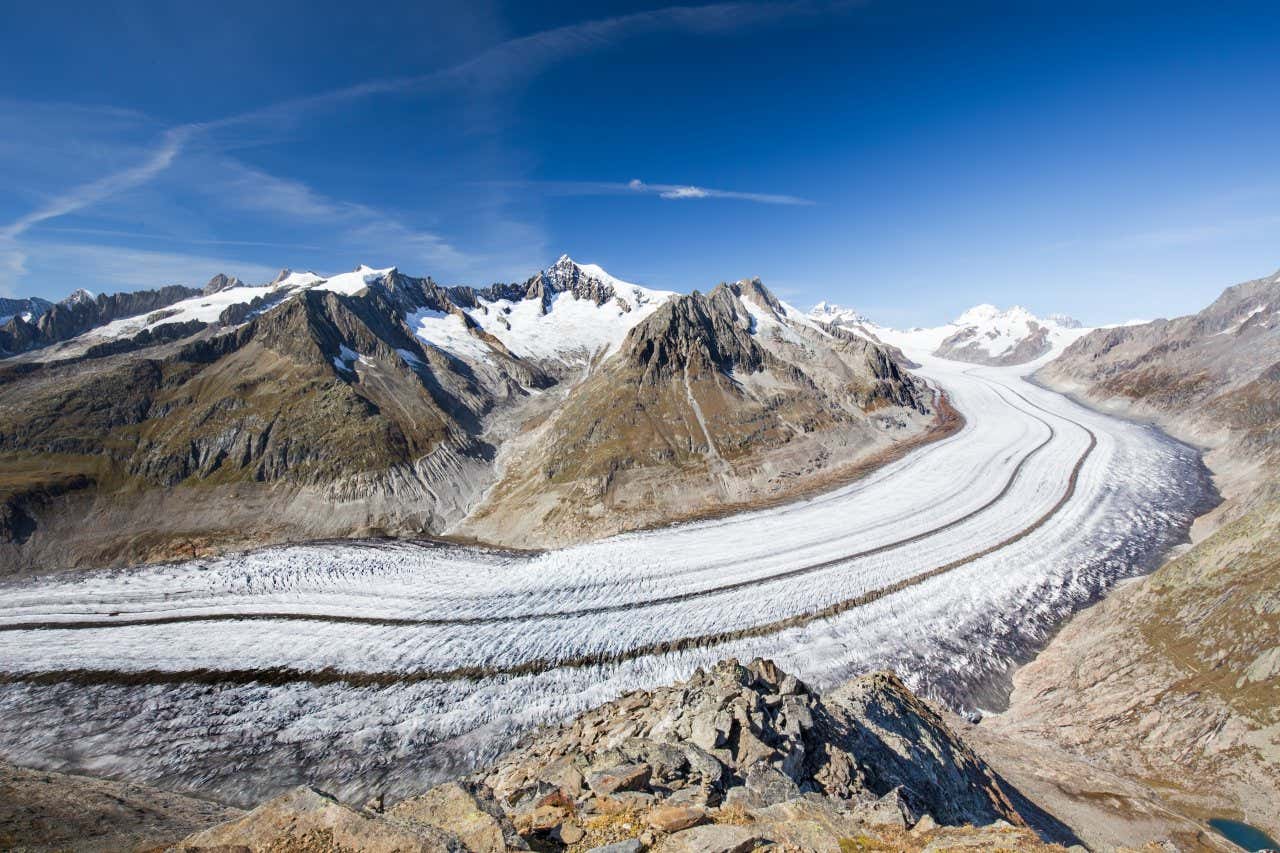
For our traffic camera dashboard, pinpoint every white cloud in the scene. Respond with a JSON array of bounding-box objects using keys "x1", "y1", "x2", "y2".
[
  {"x1": 545, "y1": 178, "x2": 813, "y2": 205},
  {"x1": 211, "y1": 160, "x2": 474, "y2": 271}
]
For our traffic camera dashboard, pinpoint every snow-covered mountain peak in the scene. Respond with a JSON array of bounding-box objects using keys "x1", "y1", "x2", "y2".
[
  {"x1": 807, "y1": 300, "x2": 1092, "y2": 366},
  {"x1": 312, "y1": 265, "x2": 396, "y2": 296},
  {"x1": 270, "y1": 269, "x2": 325, "y2": 289},
  {"x1": 540, "y1": 256, "x2": 638, "y2": 298},
  {"x1": 953, "y1": 303, "x2": 1038, "y2": 326},
  {"x1": 810, "y1": 301, "x2": 871, "y2": 326},
  {"x1": 446, "y1": 258, "x2": 676, "y2": 366},
  {"x1": 61, "y1": 288, "x2": 96, "y2": 307}
]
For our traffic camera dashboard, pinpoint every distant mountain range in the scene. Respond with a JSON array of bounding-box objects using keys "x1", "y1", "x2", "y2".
[
  {"x1": 0, "y1": 257, "x2": 939, "y2": 571},
  {"x1": 0, "y1": 296, "x2": 54, "y2": 327},
  {"x1": 810, "y1": 301, "x2": 1088, "y2": 366}
]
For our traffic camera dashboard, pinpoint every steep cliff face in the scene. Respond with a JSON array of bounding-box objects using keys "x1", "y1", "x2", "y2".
[
  {"x1": 986, "y1": 268, "x2": 1280, "y2": 841},
  {"x1": 454, "y1": 278, "x2": 940, "y2": 548}
]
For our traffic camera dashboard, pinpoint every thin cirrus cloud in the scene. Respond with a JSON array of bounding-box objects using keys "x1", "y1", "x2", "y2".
[
  {"x1": 627, "y1": 178, "x2": 813, "y2": 205},
  {"x1": 0, "y1": 0, "x2": 843, "y2": 294},
  {"x1": 30, "y1": 242, "x2": 282, "y2": 292},
  {"x1": 213, "y1": 161, "x2": 471, "y2": 270},
  {"x1": 513, "y1": 178, "x2": 813, "y2": 206},
  {"x1": 0, "y1": 126, "x2": 192, "y2": 243}
]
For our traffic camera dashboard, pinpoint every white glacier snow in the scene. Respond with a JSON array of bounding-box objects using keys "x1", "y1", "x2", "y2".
[
  {"x1": 0, "y1": 339, "x2": 1212, "y2": 807},
  {"x1": 460, "y1": 277, "x2": 675, "y2": 364}
]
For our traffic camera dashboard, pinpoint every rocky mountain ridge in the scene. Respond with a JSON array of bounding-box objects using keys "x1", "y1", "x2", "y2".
[
  {"x1": 0, "y1": 295, "x2": 53, "y2": 326},
  {"x1": 161, "y1": 659, "x2": 1074, "y2": 853},
  {"x1": 452, "y1": 275, "x2": 939, "y2": 547},
  {"x1": 0, "y1": 284, "x2": 202, "y2": 356},
  {"x1": 0, "y1": 258, "x2": 938, "y2": 572}
]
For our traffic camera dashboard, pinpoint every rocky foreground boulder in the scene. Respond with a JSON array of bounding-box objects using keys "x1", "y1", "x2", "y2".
[{"x1": 172, "y1": 659, "x2": 1073, "y2": 852}]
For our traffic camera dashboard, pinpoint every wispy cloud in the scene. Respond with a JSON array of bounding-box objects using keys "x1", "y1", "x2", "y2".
[
  {"x1": 40, "y1": 226, "x2": 328, "y2": 252},
  {"x1": 212, "y1": 160, "x2": 472, "y2": 269},
  {"x1": 507, "y1": 178, "x2": 813, "y2": 206},
  {"x1": 1, "y1": 0, "x2": 847, "y2": 295},
  {"x1": 200, "y1": 1, "x2": 847, "y2": 132},
  {"x1": 0, "y1": 126, "x2": 192, "y2": 242},
  {"x1": 1115, "y1": 215, "x2": 1280, "y2": 249},
  {"x1": 627, "y1": 178, "x2": 813, "y2": 205},
  {"x1": 4, "y1": 1, "x2": 837, "y2": 238},
  {"x1": 1045, "y1": 214, "x2": 1280, "y2": 255}
]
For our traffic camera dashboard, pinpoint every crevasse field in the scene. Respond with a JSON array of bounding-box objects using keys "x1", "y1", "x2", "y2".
[{"x1": 0, "y1": 352, "x2": 1212, "y2": 807}]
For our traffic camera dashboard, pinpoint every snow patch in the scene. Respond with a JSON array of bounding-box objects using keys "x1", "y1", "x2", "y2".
[{"x1": 407, "y1": 307, "x2": 494, "y2": 363}]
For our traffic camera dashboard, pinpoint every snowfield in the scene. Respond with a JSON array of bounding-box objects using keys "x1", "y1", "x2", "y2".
[{"x1": 0, "y1": 349, "x2": 1212, "y2": 807}]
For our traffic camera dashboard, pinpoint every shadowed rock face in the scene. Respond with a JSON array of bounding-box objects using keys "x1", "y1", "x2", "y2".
[
  {"x1": 164, "y1": 660, "x2": 1070, "y2": 853},
  {"x1": 625, "y1": 284, "x2": 767, "y2": 382}
]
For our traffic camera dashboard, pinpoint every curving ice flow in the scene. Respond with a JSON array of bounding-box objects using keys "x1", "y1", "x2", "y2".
[{"x1": 0, "y1": 351, "x2": 1212, "y2": 807}]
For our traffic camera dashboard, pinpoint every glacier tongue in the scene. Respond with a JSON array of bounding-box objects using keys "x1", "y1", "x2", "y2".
[{"x1": 0, "y1": 350, "x2": 1212, "y2": 808}]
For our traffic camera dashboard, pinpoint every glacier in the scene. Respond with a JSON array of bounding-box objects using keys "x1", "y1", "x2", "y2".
[{"x1": 0, "y1": 350, "x2": 1213, "y2": 807}]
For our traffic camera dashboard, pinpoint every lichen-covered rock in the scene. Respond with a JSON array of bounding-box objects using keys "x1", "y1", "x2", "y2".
[
  {"x1": 388, "y1": 781, "x2": 528, "y2": 852},
  {"x1": 656, "y1": 823, "x2": 761, "y2": 853},
  {"x1": 170, "y1": 660, "x2": 1071, "y2": 853},
  {"x1": 170, "y1": 786, "x2": 464, "y2": 852}
]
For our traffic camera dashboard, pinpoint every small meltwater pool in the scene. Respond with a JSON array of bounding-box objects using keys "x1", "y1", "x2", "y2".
[{"x1": 1209, "y1": 818, "x2": 1280, "y2": 852}]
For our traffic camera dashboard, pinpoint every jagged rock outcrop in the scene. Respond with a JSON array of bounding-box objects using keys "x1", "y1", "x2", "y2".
[
  {"x1": 626, "y1": 284, "x2": 768, "y2": 382},
  {"x1": 167, "y1": 660, "x2": 1070, "y2": 853},
  {"x1": 202, "y1": 273, "x2": 244, "y2": 295},
  {"x1": 478, "y1": 660, "x2": 1035, "y2": 831}
]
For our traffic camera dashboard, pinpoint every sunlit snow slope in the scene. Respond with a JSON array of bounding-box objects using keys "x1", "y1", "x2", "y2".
[{"x1": 0, "y1": 347, "x2": 1211, "y2": 807}]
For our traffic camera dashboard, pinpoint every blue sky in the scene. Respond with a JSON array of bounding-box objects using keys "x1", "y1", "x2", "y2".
[{"x1": 1, "y1": 0, "x2": 1278, "y2": 325}]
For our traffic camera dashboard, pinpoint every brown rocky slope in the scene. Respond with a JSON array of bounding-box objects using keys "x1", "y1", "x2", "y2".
[
  {"x1": 983, "y1": 268, "x2": 1280, "y2": 842},
  {"x1": 454, "y1": 278, "x2": 940, "y2": 548}
]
